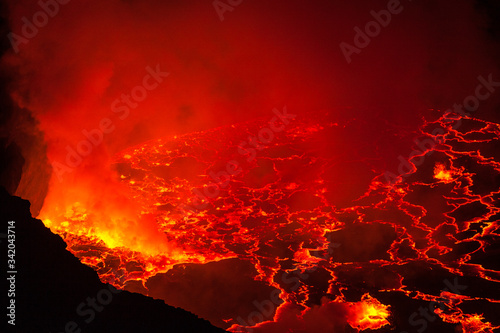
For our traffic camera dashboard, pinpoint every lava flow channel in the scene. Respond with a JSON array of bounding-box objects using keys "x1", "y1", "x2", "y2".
[{"x1": 39, "y1": 109, "x2": 500, "y2": 332}]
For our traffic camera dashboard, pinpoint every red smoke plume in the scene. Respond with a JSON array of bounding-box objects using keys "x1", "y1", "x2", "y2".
[{"x1": 2, "y1": 0, "x2": 500, "y2": 331}]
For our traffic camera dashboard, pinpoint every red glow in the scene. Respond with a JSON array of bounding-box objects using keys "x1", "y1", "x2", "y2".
[
  {"x1": 36, "y1": 110, "x2": 500, "y2": 330},
  {"x1": 3, "y1": 0, "x2": 500, "y2": 331}
]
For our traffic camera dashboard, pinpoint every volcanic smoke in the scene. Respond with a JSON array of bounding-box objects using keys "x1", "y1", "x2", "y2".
[{"x1": 1, "y1": 0, "x2": 500, "y2": 332}]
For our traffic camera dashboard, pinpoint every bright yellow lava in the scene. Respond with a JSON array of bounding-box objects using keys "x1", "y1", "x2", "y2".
[
  {"x1": 348, "y1": 294, "x2": 391, "y2": 330},
  {"x1": 434, "y1": 163, "x2": 453, "y2": 182}
]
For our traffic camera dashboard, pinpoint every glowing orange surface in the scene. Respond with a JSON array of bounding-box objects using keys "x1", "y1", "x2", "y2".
[{"x1": 38, "y1": 110, "x2": 500, "y2": 331}]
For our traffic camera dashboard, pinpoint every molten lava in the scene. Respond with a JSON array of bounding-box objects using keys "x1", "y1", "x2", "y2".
[
  {"x1": 347, "y1": 294, "x2": 391, "y2": 330},
  {"x1": 38, "y1": 109, "x2": 500, "y2": 331},
  {"x1": 434, "y1": 163, "x2": 453, "y2": 182}
]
